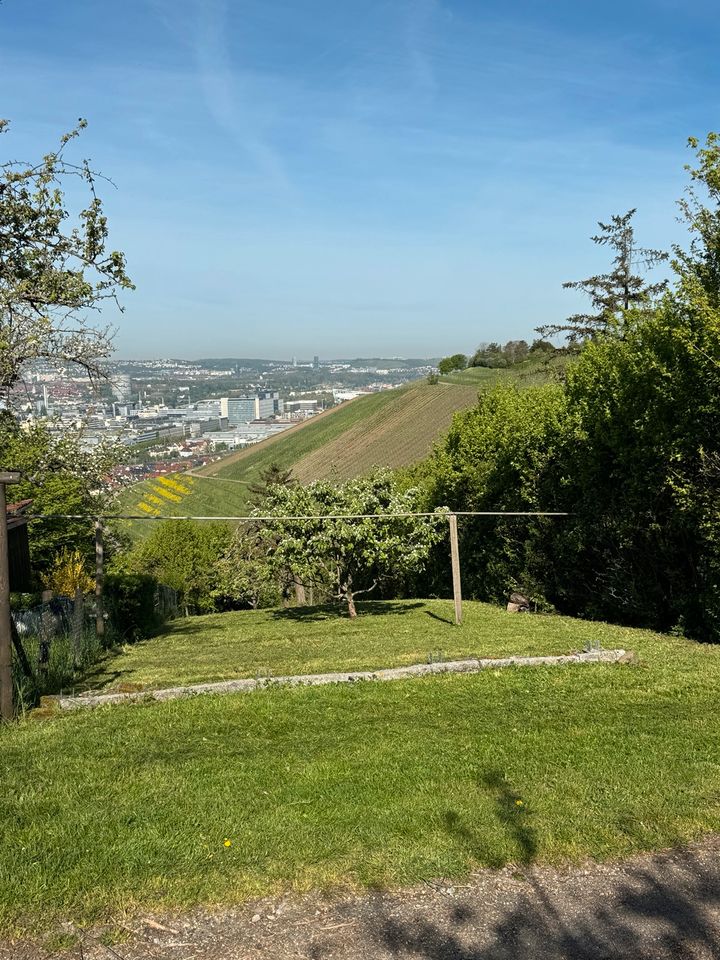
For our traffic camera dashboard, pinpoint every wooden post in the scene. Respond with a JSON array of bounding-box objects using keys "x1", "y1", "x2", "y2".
[
  {"x1": 72, "y1": 587, "x2": 84, "y2": 667},
  {"x1": 448, "y1": 513, "x2": 463, "y2": 626},
  {"x1": 95, "y1": 520, "x2": 105, "y2": 639},
  {"x1": 0, "y1": 470, "x2": 21, "y2": 721}
]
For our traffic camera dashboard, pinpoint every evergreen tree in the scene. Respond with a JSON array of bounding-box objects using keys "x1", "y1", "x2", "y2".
[{"x1": 536, "y1": 209, "x2": 667, "y2": 345}]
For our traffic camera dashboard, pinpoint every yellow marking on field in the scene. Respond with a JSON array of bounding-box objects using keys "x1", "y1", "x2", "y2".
[
  {"x1": 146, "y1": 494, "x2": 164, "y2": 506},
  {"x1": 149, "y1": 484, "x2": 183, "y2": 503},
  {"x1": 137, "y1": 501, "x2": 160, "y2": 515},
  {"x1": 156, "y1": 475, "x2": 192, "y2": 495}
]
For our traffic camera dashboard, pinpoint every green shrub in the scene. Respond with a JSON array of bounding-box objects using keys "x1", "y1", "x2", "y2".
[
  {"x1": 123, "y1": 521, "x2": 232, "y2": 615},
  {"x1": 104, "y1": 573, "x2": 164, "y2": 641}
]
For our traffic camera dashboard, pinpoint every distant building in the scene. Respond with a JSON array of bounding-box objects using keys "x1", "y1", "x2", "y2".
[
  {"x1": 112, "y1": 374, "x2": 132, "y2": 403},
  {"x1": 285, "y1": 399, "x2": 320, "y2": 416},
  {"x1": 220, "y1": 392, "x2": 282, "y2": 425},
  {"x1": 332, "y1": 389, "x2": 364, "y2": 402},
  {"x1": 313, "y1": 355, "x2": 320, "y2": 369}
]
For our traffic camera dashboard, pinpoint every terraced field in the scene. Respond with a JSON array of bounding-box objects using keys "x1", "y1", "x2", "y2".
[
  {"x1": 292, "y1": 381, "x2": 479, "y2": 481},
  {"x1": 116, "y1": 361, "x2": 557, "y2": 536}
]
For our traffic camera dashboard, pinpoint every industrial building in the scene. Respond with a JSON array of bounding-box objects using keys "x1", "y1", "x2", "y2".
[{"x1": 220, "y1": 392, "x2": 282, "y2": 425}]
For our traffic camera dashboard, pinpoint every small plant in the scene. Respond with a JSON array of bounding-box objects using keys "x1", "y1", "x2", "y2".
[{"x1": 43, "y1": 550, "x2": 94, "y2": 598}]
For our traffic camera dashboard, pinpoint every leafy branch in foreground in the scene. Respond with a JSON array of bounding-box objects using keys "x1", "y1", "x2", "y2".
[{"x1": 0, "y1": 118, "x2": 134, "y2": 403}]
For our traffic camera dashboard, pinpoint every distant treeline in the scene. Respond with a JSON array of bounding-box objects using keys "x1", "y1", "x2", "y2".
[{"x1": 437, "y1": 340, "x2": 557, "y2": 375}]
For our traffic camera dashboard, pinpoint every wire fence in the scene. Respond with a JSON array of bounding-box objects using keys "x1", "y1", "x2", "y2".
[{"x1": 11, "y1": 583, "x2": 179, "y2": 708}]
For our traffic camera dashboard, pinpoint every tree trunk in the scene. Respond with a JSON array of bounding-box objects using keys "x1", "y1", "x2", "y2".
[
  {"x1": 293, "y1": 577, "x2": 306, "y2": 605},
  {"x1": 346, "y1": 589, "x2": 357, "y2": 619}
]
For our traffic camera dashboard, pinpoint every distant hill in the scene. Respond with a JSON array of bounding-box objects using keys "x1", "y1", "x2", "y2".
[{"x1": 117, "y1": 358, "x2": 560, "y2": 535}]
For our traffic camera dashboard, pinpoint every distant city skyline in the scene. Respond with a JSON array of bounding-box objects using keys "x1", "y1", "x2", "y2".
[{"x1": 2, "y1": 0, "x2": 717, "y2": 357}]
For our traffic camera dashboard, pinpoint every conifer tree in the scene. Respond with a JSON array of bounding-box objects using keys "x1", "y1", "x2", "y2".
[{"x1": 537, "y1": 209, "x2": 667, "y2": 344}]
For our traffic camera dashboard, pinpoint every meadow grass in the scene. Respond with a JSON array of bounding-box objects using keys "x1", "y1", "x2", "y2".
[
  {"x1": 2, "y1": 603, "x2": 720, "y2": 933},
  {"x1": 83, "y1": 599, "x2": 644, "y2": 691}
]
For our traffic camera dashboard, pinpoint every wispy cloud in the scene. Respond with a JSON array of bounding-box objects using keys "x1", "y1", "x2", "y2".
[
  {"x1": 149, "y1": 0, "x2": 293, "y2": 193},
  {"x1": 196, "y1": 0, "x2": 292, "y2": 192},
  {"x1": 403, "y1": 0, "x2": 442, "y2": 95}
]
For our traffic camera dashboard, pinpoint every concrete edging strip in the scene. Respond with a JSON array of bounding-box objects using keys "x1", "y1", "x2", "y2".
[{"x1": 51, "y1": 649, "x2": 627, "y2": 711}]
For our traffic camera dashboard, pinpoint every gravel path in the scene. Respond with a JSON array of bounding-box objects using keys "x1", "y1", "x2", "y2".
[{"x1": 5, "y1": 836, "x2": 720, "y2": 959}]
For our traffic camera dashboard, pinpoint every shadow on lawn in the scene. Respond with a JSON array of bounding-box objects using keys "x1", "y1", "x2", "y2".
[
  {"x1": 425, "y1": 610, "x2": 455, "y2": 625},
  {"x1": 305, "y1": 770, "x2": 720, "y2": 960},
  {"x1": 270, "y1": 601, "x2": 427, "y2": 623},
  {"x1": 442, "y1": 770, "x2": 539, "y2": 870}
]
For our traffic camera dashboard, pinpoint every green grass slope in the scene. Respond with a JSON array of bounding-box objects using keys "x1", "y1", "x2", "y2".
[
  {"x1": 83, "y1": 598, "x2": 638, "y2": 691},
  {"x1": 117, "y1": 380, "x2": 478, "y2": 530},
  {"x1": 116, "y1": 360, "x2": 560, "y2": 534},
  {"x1": 2, "y1": 602, "x2": 720, "y2": 933}
]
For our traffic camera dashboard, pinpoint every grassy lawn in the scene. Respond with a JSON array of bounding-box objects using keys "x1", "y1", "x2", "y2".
[
  {"x1": 2, "y1": 604, "x2": 720, "y2": 935},
  {"x1": 81, "y1": 599, "x2": 643, "y2": 692}
]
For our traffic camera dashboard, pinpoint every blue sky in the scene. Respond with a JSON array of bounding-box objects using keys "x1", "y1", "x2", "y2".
[{"x1": 2, "y1": 0, "x2": 718, "y2": 358}]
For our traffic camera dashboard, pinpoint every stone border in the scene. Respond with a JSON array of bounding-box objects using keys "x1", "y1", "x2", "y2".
[{"x1": 49, "y1": 649, "x2": 627, "y2": 711}]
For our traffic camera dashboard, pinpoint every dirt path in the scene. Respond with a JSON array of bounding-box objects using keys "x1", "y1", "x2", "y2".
[{"x1": 5, "y1": 836, "x2": 720, "y2": 959}]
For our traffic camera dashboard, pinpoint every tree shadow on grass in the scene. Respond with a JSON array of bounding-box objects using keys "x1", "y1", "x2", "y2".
[
  {"x1": 425, "y1": 610, "x2": 456, "y2": 625},
  {"x1": 270, "y1": 601, "x2": 427, "y2": 623},
  {"x1": 442, "y1": 770, "x2": 538, "y2": 870}
]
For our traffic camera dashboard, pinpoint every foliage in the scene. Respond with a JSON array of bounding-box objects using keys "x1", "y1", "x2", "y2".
[
  {"x1": 0, "y1": 119, "x2": 133, "y2": 404},
  {"x1": 213, "y1": 526, "x2": 281, "y2": 610},
  {"x1": 422, "y1": 383, "x2": 570, "y2": 603},
  {"x1": 43, "y1": 549, "x2": 94, "y2": 597},
  {"x1": 260, "y1": 471, "x2": 446, "y2": 617},
  {"x1": 103, "y1": 572, "x2": 166, "y2": 642},
  {"x1": 12, "y1": 602, "x2": 102, "y2": 708},
  {"x1": 537, "y1": 209, "x2": 667, "y2": 344},
  {"x1": 470, "y1": 338, "x2": 554, "y2": 368},
  {"x1": 210, "y1": 463, "x2": 299, "y2": 610},
  {"x1": 552, "y1": 288, "x2": 720, "y2": 636},
  {"x1": 248, "y1": 462, "x2": 296, "y2": 505},
  {"x1": 437, "y1": 353, "x2": 467, "y2": 374},
  {"x1": 0, "y1": 416, "x2": 124, "y2": 576},
  {"x1": 419, "y1": 135, "x2": 720, "y2": 640},
  {"x1": 124, "y1": 520, "x2": 231, "y2": 614},
  {"x1": 674, "y1": 132, "x2": 720, "y2": 305}
]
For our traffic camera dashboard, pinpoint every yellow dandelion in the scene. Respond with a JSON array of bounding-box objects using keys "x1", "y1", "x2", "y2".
[
  {"x1": 515, "y1": 800, "x2": 524, "y2": 807},
  {"x1": 224, "y1": 839, "x2": 232, "y2": 847}
]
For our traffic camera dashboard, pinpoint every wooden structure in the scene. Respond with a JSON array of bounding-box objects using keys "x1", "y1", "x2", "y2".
[
  {"x1": 0, "y1": 472, "x2": 22, "y2": 720},
  {"x1": 448, "y1": 513, "x2": 463, "y2": 625},
  {"x1": 7, "y1": 499, "x2": 32, "y2": 592}
]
